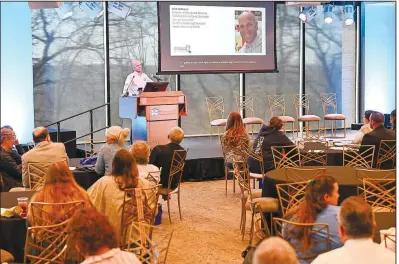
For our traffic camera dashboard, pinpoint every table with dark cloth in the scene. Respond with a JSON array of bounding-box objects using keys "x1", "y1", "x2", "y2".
[
  {"x1": 69, "y1": 158, "x2": 100, "y2": 189},
  {"x1": 0, "y1": 191, "x2": 34, "y2": 262}
]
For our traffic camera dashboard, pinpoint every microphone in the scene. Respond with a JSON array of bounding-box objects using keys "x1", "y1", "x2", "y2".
[
  {"x1": 152, "y1": 75, "x2": 162, "y2": 82},
  {"x1": 122, "y1": 75, "x2": 135, "y2": 97}
]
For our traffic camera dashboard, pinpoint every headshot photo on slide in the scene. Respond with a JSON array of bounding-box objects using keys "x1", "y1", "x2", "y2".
[{"x1": 235, "y1": 10, "x2": 263, "y2": 54}]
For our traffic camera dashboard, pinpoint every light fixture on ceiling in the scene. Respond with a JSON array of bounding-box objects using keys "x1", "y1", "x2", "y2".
[
  {"x1": 344, "y1": 4, "x2": 354, "y2": 25},
  {"x1": 299, "y1": 6, "x2": 318, "y2": 23},
  {"x1": 324, "y1": 4, "x2": 333, "y2": 24}
]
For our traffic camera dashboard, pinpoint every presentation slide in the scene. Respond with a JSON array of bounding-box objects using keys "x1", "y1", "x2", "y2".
[{"x1": 158, "y1": 2, "x2": 276, "y2": 73}]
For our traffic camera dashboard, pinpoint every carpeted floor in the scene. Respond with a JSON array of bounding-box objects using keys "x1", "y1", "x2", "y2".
[{"x1": 154, "y1": 180, "x2": 254, "y2": 264}]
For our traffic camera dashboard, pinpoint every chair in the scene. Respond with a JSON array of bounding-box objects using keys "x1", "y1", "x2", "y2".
[
  {"x1": 241, "y1": 136, "x2": 265, "y2": 189},
  {"x1": 235, "y1": 96, "x2": 264, "y2": 135},
  {"x1": 293, "y1": 94, "x2": 321, "y2": 139},
  {"x1": 1, "y1": 249, "x2": 14, "y2": 262},
  {"x1": 285, "y1": 168, "x2": 326, "y2": 182},
  {"x1": 249, "y1": 202, "x2": 271, "y2": 245},
  {"x1": 268, "y1": 95, "x2": 295, "y2": 138},
  {"x1": 27, "y1": 161, "x2": 54, "y2": 191},
  {"x1": 205, "y1": 97, "x2": 227, "y2": 143},
  {"x1": 120, "y1": 185, "x2": 160, "y2": 249},
  {"x1": 376, "y1": 140, "x2": 396, "y2": 169},
  {"x1": 343, "y1": 145, "x2": 375, "y2": 168},
  {"x1": 320, "y1": 93, "x2": 347, "y2": 137},
  {"x1": 276, "y1": 181, "x2": 309, "y2": 216},
  {"x1": 383, "y1": 233, "x2": 396, "y2": 252},
  {"x1": 158, "y1": 149, "x2": 188, "y2": 224},
  {"x1": 356, "y1": 169, "x2": 395, "y2": 196},
  {"x1": 273, "y1": 218, "x2": 331, "y2": 264},
  {"x1": 361, "y1": 178, "x2": 396, "y2": 212},
  {"x1": 297, "y1": 140, "x2": 328, "y2": 166},
  {"x1": 29, "y1": 201, "x2": 85, "y2": 226},
  {"x1": 271, "y1": 145, "x2": 300, "y2": 169},
  {"x1": 24, "y1": 220, "x2": 70, "y2": 264},
  {"x1": 233, "y1": 162, "x2": 279, "y2": 240}
]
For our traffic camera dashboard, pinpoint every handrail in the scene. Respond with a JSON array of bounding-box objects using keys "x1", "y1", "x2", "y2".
[
  {"x1": 45, "y1": 103, "x2": 109, "y2": 127},
  {"x1": 64, "y1": 127, "x2": 108, "y2": 145}
]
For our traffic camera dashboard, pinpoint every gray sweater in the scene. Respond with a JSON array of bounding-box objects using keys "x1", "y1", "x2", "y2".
[{"x1": 95, "y1": 144, "x2": 125, "y2": 176}]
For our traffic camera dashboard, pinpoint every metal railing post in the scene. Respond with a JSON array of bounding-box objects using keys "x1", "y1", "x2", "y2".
[
  {"x1": 90, "y1": 110, "x2": 94, "y2": 153},
  {"x1": 57, "y1": 122, "x2": 61, "y2": 142}
]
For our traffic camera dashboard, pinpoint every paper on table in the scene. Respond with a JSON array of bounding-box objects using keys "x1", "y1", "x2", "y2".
[
  {"x1": 1, "y1": 206, "x2": 23, "y2": 217},
  {"x1": 69, "y1": 167, "x2": 76, "y2": 171}
]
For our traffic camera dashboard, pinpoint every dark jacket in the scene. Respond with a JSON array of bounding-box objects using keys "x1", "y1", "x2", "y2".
[
  {"x1": 361, "y1": 125, "x2": 396, "y2": 167},
  {"x1": 149, "y1": 143, "x2": 184, "y2": 189},
  {"x1": 248, "y1": 125, "x2": 293, "y2": 174},
  {"x1": 0, "y1": 146, "x2": 24, "y2": 191}
]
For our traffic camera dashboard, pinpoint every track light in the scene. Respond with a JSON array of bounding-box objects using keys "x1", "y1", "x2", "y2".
[
  {"x1": 344, "y1": 4, "x2": 354, "y2": 25},
  {"x1": 299, "y1": 6, "x2": 318, "y2": 23},
  {"x1": 324, "y1": 4, "x2": 333, "y2": 24}
]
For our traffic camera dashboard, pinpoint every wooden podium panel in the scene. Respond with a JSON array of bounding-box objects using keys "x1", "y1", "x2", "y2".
[
  {"x1": 147, "y1": 120, "x2": 177, "y2": 145},
  {"x1": 139, "y1": 91, "x2": 185, "y2": 106},
  {"x1": 145, "y1": 105, "x2": 179, "y2": 121}
]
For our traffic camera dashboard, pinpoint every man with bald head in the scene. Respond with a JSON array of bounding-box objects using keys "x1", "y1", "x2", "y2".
[
  {"x1": 21, "y1": 127, "x2": 68, "y2": 188},
  {"x1": 122, "y1": 60, "x2": 153, "y2": 96},
  {"x1": 360, "y1": 111, "x2": 395, "y2": 167},
  {"x1": 238, "y1": 12, "x2": 262, "y2": 53}
]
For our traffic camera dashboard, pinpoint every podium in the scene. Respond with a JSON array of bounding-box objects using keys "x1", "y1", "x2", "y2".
[{"x1": 119, "y1": 85, "x2": 187, "y2": 147}]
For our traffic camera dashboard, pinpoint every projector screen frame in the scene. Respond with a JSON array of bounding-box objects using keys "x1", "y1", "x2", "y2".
[{"x1": 156, "y1": 1, "x2": 278, "y2": 75}]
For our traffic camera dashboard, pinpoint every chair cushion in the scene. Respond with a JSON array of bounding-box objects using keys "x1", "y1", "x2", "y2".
[
  {"x1": 244, "y1": 189, "x2": 262, "y2": 200},
  {"x1": 159, "y1": 187, "x2": 179, "y2": 195},
  {"x1": 250, "y1": 172, "x2": 263, "y2": 179},
  {"x1": 249, "y1": 197, "x2": 279, "y2": 212},
  {"x1": 298, "y1": 115, "x2": 321, "y2": 121},
  {"x1": 324, "y1": 114, "x2": 346, "y2": 120},
  {"x1": 1, "y1": 250, "x2": 14, "y2": 262},
  {"x1": 210, "y1": 119, "x2": 227, "y2": 126},
  {"x1": 277, "y1": 116, "x2": 295, "y2": 122},
  {"x1": 243, "y1": 117, "x2": 264, "y2": 124}
]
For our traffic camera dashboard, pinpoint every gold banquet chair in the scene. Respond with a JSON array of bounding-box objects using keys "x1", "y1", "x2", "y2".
[
  {"x1": 268, "y1": 95, "x2": 295, "y2": 138},
  {"x1": 376, "y1": 140, "x2": 396, "y2": 169},
  {"x1": 271, "y1": 145, "x2": 301, "y2": 169},
  {"x1": 356, "y1": 168, "x2": 395, "y2": 196},
  {"x1": 158, "y1": 149, "x2": 188, "y2": 224},
  {"x1": 273, "y1": 218, "x2": 331, "y2": 264},
  {"x1": 362, "y1": 178, "x2": 396, "y2": 212},
  {"x1": 285, "y1": 167, "x2": 326, "y2": 182},
  {"x1": 24, "y1": 220, "x2": 70, "y2": 264},
  {"x1": 241, "y1": 136, "x2": 265, "y2": 189},
  {"x1": 297, "y1": 140, "x2": 328, "y2": 167},
  {"x1": 249, "y1": 201, "x2": 271, "y2": 245},
  {"x1": 343, "y1": 145, "x2": 375, "y2": 168},
  {"x1": 320, "y1": 93, "x2": 347, "y2": 138},
  {"x1": 27, "y1": 161, "x2": 53, "y2": 191},
  {"x1": 276, "y1": 181, "x2": 308, "y2": 217},
  {"x1": 235, "y1": 95, "x2": 264, "y2": 136},
  {"x1": 205, "y1": 96, "x2": 227, "y2": 143},
  {"x1": 293, "y1": 94, "x2": 321, "y2": 139},
  {"x1": 29, "y1": 201, "x2": 85, "y2": 226}
]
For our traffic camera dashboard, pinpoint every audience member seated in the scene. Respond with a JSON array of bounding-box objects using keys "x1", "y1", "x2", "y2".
[
  {"x1": 95, "y1": 126, "x2": 130, "y2": 176},
  {"x1": 68, "y1": 208, "x2": 141, "y2": 264},
  {"x1": 222, "y1": 112, "x2": 250, "y2": 165},
  {"x1": 22, "y1": 127, "x2": 68, "y2": 188},
  {"x1": 361, "y1": 111, "x2": 395, "y2": 167},
  {"x1": 149, "y1": 127, "x2": 184, "y2": 190},
  {"x1": 390, "y1": 109, "x2": 396, "y2": 130},
  {"x1": 88, "y1": 149, "x2": 154, "y2": 243},
  {"x1": 0, "y1": 125, "x2": 25, "y2": 155},
  {"x1": 311, "y1": 196, "x2": 395, "y2": 264},
  {"x1": 0, "y1": 128, "x2": 23, "y2": 191},
  {"x1": 284, "y1": 176, "x2": 343, "y2": 264},
  {"x1": 130, "y1": 140, "x2": 160, "y2": 182},
  {"x1": 252, "y1": 237, "x2": 299, "y2": 264},
  {"x1": 352, "y1": 110, "x2": 374, "y2": 144},
  {"x1": 27, "y1": 161, "x2": 92, "y2": 226}
]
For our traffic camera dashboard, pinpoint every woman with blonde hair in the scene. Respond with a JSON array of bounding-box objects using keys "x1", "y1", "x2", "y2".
[
  {"x1": 95, "y1": 126, "x2": 130, "y2": 176},
  {"x1": 88, "y1": 149, "x2": 154, "y2": 243},
  {"x1": 130, "y1": 141, "x2": 160, "y2": 182},
  {"x1": 27, "y1": 161, "x2": 92, "y2": 226}
]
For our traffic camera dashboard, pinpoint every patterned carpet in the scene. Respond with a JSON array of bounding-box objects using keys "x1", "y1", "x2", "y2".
[{"x1": 154, "y1": 180, "x2": 253, "y2": 264}]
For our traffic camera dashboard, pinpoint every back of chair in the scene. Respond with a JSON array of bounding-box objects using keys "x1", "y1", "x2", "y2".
[
  {"x1": 220, "y1": 135, "x2": 247, "y2": 163},
  {"x1": 24, "y1": 220, "x2": 70, "y2": 264},
  {"x1": 271, "y1": 145, "x2": 300, "y2": 169},
  {"x1": 251, "y1": 202, "x2": 271, "y2": 242},
  {"x1": 377, "y1": 140, "x2": 396, "y2": 169},
  {"x1": 167, "y1": 149, "x2": 188, "y2": 190},
  {"x1": 232, "y1": 161, "x2": 251, "y2": 196},
  {"x1": 298, "y1": 141, "x2": 328, "y2": 166},
  {"x1": 276, "y1": 181, "x2": 309, "y2": 216},
  {"x1": 241, "y1": 136, "x2": 265, "y2": 176},
  {"x1": 285, "y1": 168, "x2": 326, "y2": 182},
  {"x1": 30, "y1": 201, "x2": 85, "y2": 227},
  {"x1": 362, "y1": 178, "x2": 396, "y2": 212},
  {"x1": 205, "y1": 96, "x2": 225, "y2": 122},
  {"x1": 235, "y1": 95, "x2": 255, "y2": 117},
  {"x1": 320, "y1": 93, "x2": 338, "y2": 116},
  {"x1": 343, "y1": 145, "x2": 375, "y2": 168},
  {"x1": 268, "y1": 94, "x2": 286, "y2": 117},
  {"x1": 120, "y1": 185, "x2": 160, "y2": 249},
  {"x1": 356, "y1": 168, "x2": 396, "y2": 196},
  {"x1": 27, "y1": 162, "x2": 54, "y2": 191},
  {"x1": 293, "y1": 94, "x2": 311, "y2": 117},
  {"x1": 273, "y1": 217, "x2": 331, "y2": 263}
]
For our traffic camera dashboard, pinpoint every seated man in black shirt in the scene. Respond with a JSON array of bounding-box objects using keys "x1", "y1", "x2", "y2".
[{"x1": 149, "y1": 127, "x2": 184, "y2": 191}]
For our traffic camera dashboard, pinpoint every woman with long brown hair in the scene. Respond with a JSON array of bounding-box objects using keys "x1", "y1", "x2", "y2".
[
  {"x1": 222, "y1": 112, "x2": 249, "y2": 165},
  {"x1": 283, "y1": 175, "x2": 343, "y2": 263},
  {"x1": 88, "y1": 149, "x2": 154, "y2": 243},
  {"x1": 27, "y1": 161, "x2": 92, "y2": 225}
]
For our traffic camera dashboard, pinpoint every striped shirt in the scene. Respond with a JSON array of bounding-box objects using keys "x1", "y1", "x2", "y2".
[{"x1": 81, "y1": 248, "x2": 141, "y2": 264}]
